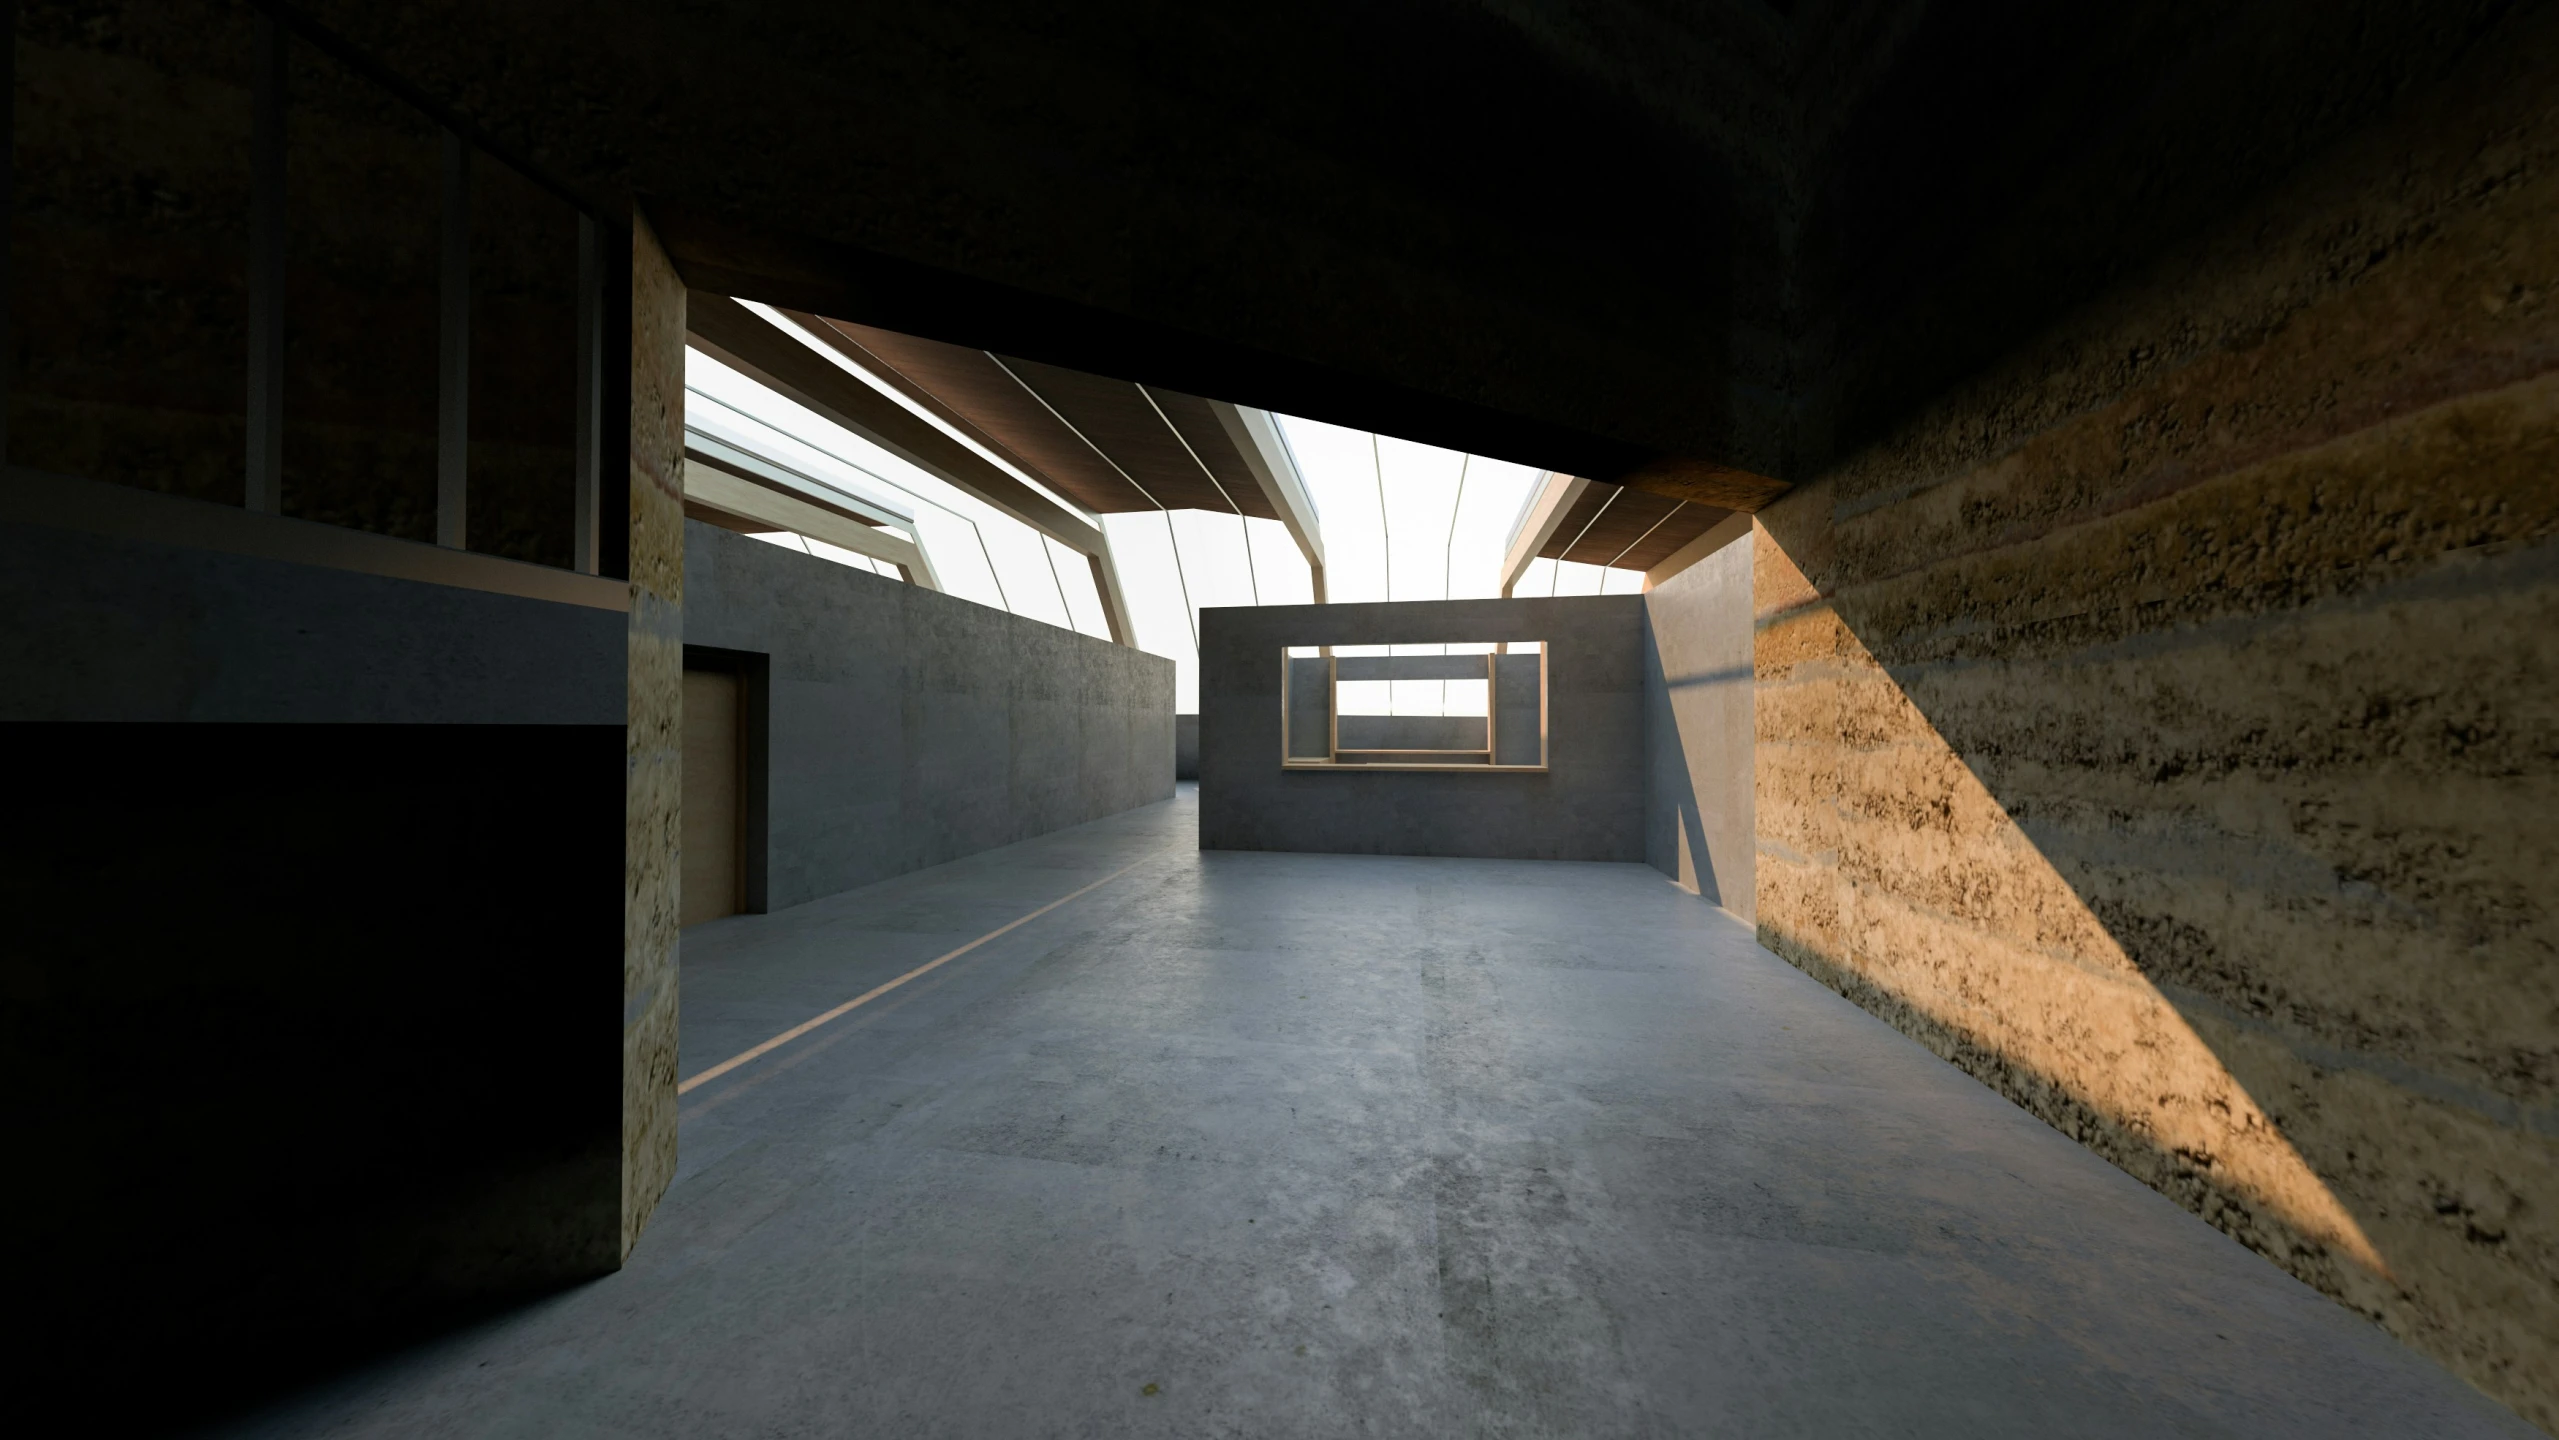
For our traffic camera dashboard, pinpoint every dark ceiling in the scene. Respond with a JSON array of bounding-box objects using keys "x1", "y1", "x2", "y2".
[{"x1": 294, "y1": 0, "x2": 2517, "y2": 504}]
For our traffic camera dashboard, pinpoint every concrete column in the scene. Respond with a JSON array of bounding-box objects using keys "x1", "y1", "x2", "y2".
[{"x1": 622, "y1": 211, "x2": 685, "y2": 1258}]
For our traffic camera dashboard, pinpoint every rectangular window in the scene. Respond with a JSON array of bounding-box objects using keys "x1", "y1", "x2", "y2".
[{"x1": 1279, "y1": 643, "x2": 1546, "y2": 771}]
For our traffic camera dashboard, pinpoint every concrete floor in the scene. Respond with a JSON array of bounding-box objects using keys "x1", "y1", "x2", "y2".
[{"x1": 220, "y1": 786, "x2": 2535, "y2": 1438}]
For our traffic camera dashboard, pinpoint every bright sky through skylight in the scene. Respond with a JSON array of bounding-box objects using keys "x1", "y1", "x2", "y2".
[
  {"x1": 685, "y1": 348, "x2": 1111, "y2": 638},
  {"x1": 1279, "y1": 417, "x2": 1545, "y2": 604},
  {"x1": 684, "y1": 326, "x2": 1649, "y2": 716}
]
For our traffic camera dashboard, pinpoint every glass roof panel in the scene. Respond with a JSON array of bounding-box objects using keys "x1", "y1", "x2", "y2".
[
  {"x1": 687, "y1": 347, "x2": 1085, "y2": 628},
  {"x1": 978, "y1": 510, "x2": 1074, "y2": 630},
  {"x1": 1101, "y1": 511, "x2": 1201, "y2": 706},
  {"x1": 1518, "y1": 556, "x2": 1625, "y2": 598},
  {"x1": 1168, "y1": 508, "x2": 1260, "y2": 614},
  {"x1": 737, "y1": 299, "x2": 1098, "y2": 527},
  {"x1": 1046, "y1": 537, "x2": 1112, "y2": 641},
  {"x1": 1245, "y1": 518, "x2": 1316, "y2": 606},
  {"x1": 690, "y1": 338, "x2": 1662, "y2": 719}
]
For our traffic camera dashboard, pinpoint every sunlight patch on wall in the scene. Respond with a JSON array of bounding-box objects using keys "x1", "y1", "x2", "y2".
[{"x1": 1752, "y1": 529, "x2": 2392, "y2": 1286}]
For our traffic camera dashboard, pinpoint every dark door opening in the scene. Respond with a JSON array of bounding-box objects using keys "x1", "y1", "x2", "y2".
[{"x1": 681, "y1": 665, "x2": 743, "y2": 926}]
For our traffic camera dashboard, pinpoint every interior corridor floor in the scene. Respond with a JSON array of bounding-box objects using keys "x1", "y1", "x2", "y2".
[{"x1": 220, "y1": 786, "x2": 2535, "y2": 1438}]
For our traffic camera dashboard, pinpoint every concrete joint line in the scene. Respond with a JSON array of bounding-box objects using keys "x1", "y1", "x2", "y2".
[{"x1": 674, "y1": 850, "x2": 1170, "y2": 1095}]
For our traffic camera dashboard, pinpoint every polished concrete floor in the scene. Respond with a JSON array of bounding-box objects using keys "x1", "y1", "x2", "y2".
[{"x1": 222, "y1": 786, "x2": 2534, "y2": 1437}]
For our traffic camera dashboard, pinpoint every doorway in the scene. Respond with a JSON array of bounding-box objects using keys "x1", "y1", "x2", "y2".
[
  {"x1": 681, "y1": 648, "x2": 768, "y2": 926},
  {"x1": 682, "y1": 667, "x2": 741, "y2": 926}
]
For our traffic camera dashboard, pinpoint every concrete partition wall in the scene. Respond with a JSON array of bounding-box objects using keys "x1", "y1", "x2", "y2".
[
  {"x1": 681, "y1": 521, "x2": 1174, "y2": 907},
  {"x1": 1, "y1": 474, "x2": 633, "y2": 1421},
  {"x1": 1197, "y1": 596, "x2": 1645, "y2": 859},
  {"x1": 1642, "y1": 514, "x2": 1756, "y2": 918}
]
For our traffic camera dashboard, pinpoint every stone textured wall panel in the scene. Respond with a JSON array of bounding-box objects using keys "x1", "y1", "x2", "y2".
[
  {"x1": 1753, "y1": 21, "x2": 2559, "y2": 1428},
  {"x1": 621, "y1": 212, "x2": 684, "y2": 1261}
]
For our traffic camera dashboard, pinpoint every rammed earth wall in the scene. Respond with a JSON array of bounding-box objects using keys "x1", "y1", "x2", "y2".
[{"x1": 1750, "y1": 14, "x2": 2559, "y2": 1427}]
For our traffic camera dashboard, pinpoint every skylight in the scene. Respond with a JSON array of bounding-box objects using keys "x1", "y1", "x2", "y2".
[
  {"x1": 684, "y1": 348, "x2": 1111, "y2": 638},
  {"x1": 684, "y1": 341, "x2": 1648, "y2": 716}
]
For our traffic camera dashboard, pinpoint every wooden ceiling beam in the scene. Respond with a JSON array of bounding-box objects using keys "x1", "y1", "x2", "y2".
[
  {"x1": 1612, "y1": 458, "x2": 1789, "y2": 512},
  {"x1": 683, "y1": 463, "x2": 935, "y2": 587},
  {"x1": 1208, "y1": 401, "x2": 1327, "y2": 603},
  {"x1": 685, "y1": 292, "x2": 1105, "y2": 555},
  {"x1": 1497, "y1": 472, "x2": 1591, "y2": 597},
  {"x1": 687, "y1": 293, "x2": 1144, "y2": 645}
]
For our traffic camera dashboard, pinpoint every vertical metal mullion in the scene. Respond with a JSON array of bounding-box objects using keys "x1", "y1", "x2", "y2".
[
  {"x1": 245, "y1": 14, "x2": 286, "y2": 513},
  {"x1": 435, "y1": 130, "x2": 470, "y2": 548},
  {"x1": 573, "y1": 214, "x2": 603, "y2": 573}
]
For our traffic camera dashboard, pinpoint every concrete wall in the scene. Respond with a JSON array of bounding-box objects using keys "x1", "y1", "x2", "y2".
[
  {"x1": 1642, "y1": 514, "x2": 1755, "y2": 919},
  {"x1": 681, "y1": 521, "x2": 1173, "y2": 907},
  {"x1": 1336, "y1": 714, "x2": 1489, "y2": 752},
  {"x1": 1197, "y1": 597, "x2": 1646, "y2": 860},
  {"x1": 1, "y1": 477, "x2": 631, "y2": 1426},
  {"x1": 1753, "y1": 19, "x2": 2559, "y2": 1429}
]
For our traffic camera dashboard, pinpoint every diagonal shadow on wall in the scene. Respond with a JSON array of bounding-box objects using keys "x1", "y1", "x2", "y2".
[
  {"x1": 1643, "y1": 514, "x2": 1759, "y2": 921},
  {"x1": 1747, "y1": 461, "x2": 2559, "y2": 1435}
]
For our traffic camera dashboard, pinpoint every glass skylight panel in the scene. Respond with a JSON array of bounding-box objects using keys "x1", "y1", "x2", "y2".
[
  {"x1": 1277, "y1": 414, "x2": 1542, "y2": 613},
  {"x1": 1448, "y1": 459, "x2": 1543, "y2": 597},
  {"x1": 1046, "y1": 536, "x2": 1112, "y2": 640},
  {"x1": 1243, "y1": 517, "x2": 1315, "y2": 605},
  {"x1": 688, "y1": 337, "x2": 1645, "y2": 708},
  {"x1": 687, "y1": 346, "x2": 1112, "y2": 632},
  {"x1": 1283, "y1": 416, "x2": 1392, "y2": 605},
  {"x1": 687, "y1": 351, "x2": 1000, "y2": 533},
  {"x1": 1102, "y1": 511, "x2": 1203, "y2": 709},
  {"x1": 1168, "y1": 508, "x2": 1260, "y2": 613},
  {"x1": 805, "y1": 539, "x2": 882, "y2": 575},
  {"x1": 1517, "y1": 556, "x2": 1617, "y2": 597},
  {"x1": 978, "y1": 512, "x2": 1074, "y2": 629},
  {"x1": 911, "y1": 509, "x2": 1009, "y2": 611},
  {"x1": 1376, "y1": 434, "x2": 1464, "y2": 603},
  {"x1": 746, "y1": 530, "x2": 899, "y2": 579}
]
